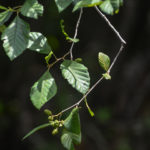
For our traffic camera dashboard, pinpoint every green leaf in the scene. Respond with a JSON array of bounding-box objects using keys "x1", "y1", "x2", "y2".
[
  {"x1": 30, "y1": 70, "x2": 57, "y2": 109},
  {"x1": 21, "y1": 0, "x2": 43, "y2": 19},
  {"x1": 61, "y1": 107, "x2": 81, "y2": 150},
  {"x1": 54, "y1": 0, "x2": 73, "y2": 12},
  {"x1": 0, "y1": 25, "x2": 6, "y2": 33},
  {"x1": 99, "y1": 0, "x2": 123, "y2": 15},
  {"x1": 60, "y1": 19, "x2": 79, "y2": 43},
  {"x1": 60, "y1": 60, "x2": 90, "y2": 94},
  {"x1": 84, "y1": 97, "x2": 95, "y2": 117},
  {"x1": 102, "y1": 72, "x2": 111, "y2": 80},
  {"x1": 0, "y1": 5, "x2": 8, "y2": 10},
  {"x1": 64, "y1": 108, "x2": 81, "y2": 136},
  {"x1": 22, "y1": 123, "x2": 51, "y2": 140},
  {"x1": 1, "y1": 16, "x2": 30, "y2": 60},
  {"x1": 74, "y1": 58, "x2": 82, "y2": 63},
  {"x1": 0, "y1": 10, "x2": 12, "y2": 26},
  {"x1": 27, "y1": 32, "x2": 52, "y2": 54},
  {"x1": 61, "y1": 131, "x2": 75, "y2": 150},
  {"x1": 45, "y1": 51, "x2": 53, "y2": 65},
  {"x1": 73, "y1": 0, "x2": 102, "y2": 12},
  {"x1": 98, "y1": 52, "x2": 110, "y2": 71},
  {"x1": 99, "y1": 0, "x2": 114, "y2": 15}
]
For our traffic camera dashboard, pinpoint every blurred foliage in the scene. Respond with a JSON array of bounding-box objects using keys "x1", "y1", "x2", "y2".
[{"x1": 1, "y1": 0, "x2": 150, "y2": 150}]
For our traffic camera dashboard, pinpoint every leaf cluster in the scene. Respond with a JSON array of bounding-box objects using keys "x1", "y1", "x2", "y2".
[{"x1": 0, "y1": 0, "x2": 124, "y2": 150}]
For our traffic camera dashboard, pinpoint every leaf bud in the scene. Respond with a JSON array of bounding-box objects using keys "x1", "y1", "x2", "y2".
[
  {"x1": 52, "y1": 128, "x2": 58, "y2": 135},
  {"x1": 48, "y1": 116, "x2": 53, "y2": 121},
  {"x1": 44, "y1": 109, "x2": 52, "y2": 116}
]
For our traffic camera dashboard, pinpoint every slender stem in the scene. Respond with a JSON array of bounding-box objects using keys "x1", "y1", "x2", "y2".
[
  {"x1": 94, "y1": 6, "x2": 126, "y2": 44},
  {"x1": 108, "y1": 43, "x2": 124, "y2": 73},
  {"x1": 54, "y1": 6, "x2": 126, "y2": 116},
  {"x1": 56, "y1": 76, "x2": 104, "y2": 115},
  {"x1": 47, "y1": 10, "x2": 83, "y2": 69},
  {"x1": 70, "y1": 8, "x2": 83, "y2": 60}
]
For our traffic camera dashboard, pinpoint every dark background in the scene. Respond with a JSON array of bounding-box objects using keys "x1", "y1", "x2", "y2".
[{"x1": 0, "y1": 0, "x2": 150, "y2": 150}]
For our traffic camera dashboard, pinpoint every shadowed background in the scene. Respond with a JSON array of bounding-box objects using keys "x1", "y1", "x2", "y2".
[{"x1": 0, "y1": 0, "x2": 150, "y2": 150}]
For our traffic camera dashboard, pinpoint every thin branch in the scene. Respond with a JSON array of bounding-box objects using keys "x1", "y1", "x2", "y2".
[
  {"x1": 94, "y1": 6, "x2": 126, "y2": 44},
  {"x1": 54, "y1": 6, "x2": 127, "y2": 117},
  {"x1": 47, "y1": 9, "x2": 83, "y2": 69},
  {"x1": 108, "y1": 43, "x2": 124, "y2": 73},
  {"x1": 70, "y1": 8, "x2": 83, "y2": 60},
  {"x1": 58, "y1": 76, "x2": 104, "y2": 115}
]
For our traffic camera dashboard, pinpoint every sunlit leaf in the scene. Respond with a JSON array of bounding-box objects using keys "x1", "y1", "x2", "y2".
[
  {"x1": 73, "y1": 0, "x2": 102, "y2": 12},
  {"x1": 21, "y1": 0, "x2": 43, "y2": 19},
  {"x1": 99, "y1": 0, "x2": 114, "y2": 15},
  {"x1": 22, "y1": 123, "x2": 51, "y2": 140},
  {"x1": 60, "y1": 60, "x2": 90, "y2": 94},
  {"x1": 0, "y1": 10, "x2": 12, "y2": 26},
  {"x1": 1, "y1": 16, "x2": 30, "y2": 60},
  {"x1": 54, "y1": 0, "x2": 73, "y2": 12},
  {"x1": 30, "y1": 70, "x2": 57, "y2": 109},
  {"x1": 98, "y1": 52, "x2": 110, "y2": 71},
  {"x1": 99, "y1": 0, "x2": 123, "y2": 15},
  {"x1": 27, "y1": 32, "x2": 51, "y2": 54}
]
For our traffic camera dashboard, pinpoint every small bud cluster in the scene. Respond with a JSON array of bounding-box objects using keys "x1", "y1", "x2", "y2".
[{"x1": 44, "y1": 109, "x2": 64, "y2": 135}]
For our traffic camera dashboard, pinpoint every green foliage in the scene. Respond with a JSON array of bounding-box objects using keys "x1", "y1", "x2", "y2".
[
  {"x1": 30, "y1": 70, "x2": 57, "y2": 109},
  {"x1": 27, "y1": 32, "x2": 52, "y2": 54},
  {"x1": 1, "y1": 16, "x2": 30, "y2": 60},
  {"x1": 61, "y1": 131, "x2": 75, "y2": 150},
  {"x1": 21, "y1": 0, "x2": 43, "y2": 19},
  {"x1": 0, "y1": 5, "x2": 8, "y2": 10},
  {"x1": 61, "y1": 107, "x2": 81, "y2": 150},
  {"x1": 45, "y1": 51, "x2": 53, "y2": 65},
  {"x1": 84, "y1": 97, "x2": 95, "y2": 117},
  {"x1": 54, "y1": 0, "x2": 73, "y2": 12},
  {"x1": 60, "y1": 60, "x2": 90, "y2": 94},
  {"x1": 0, "y1": 1, "x2": 125, "y2": 149},
  {"x1": 0, "y1": 10, "x2": 12, "y2": 26},
  {"x1": 100, "y1": 0, "x2": 123, "y2": 15},
  {"x1": 60, "y1": 19, "x2": 79, "y2": 43},
  {"x1": 102, "y1": 72, "x2": 111, "y2": 80},
  {"x1": 22, "y1": 123, "x2": 51, "y2": 140},
  {"x1": 73, "y1": 0, "x2": 102, "y2": 12},
  {"x1": 0, "y1": 25, "x2": 6, "y2": 32},
  {"x1": 98, "y1": 52, "x2": 110, "y2": 71}
]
